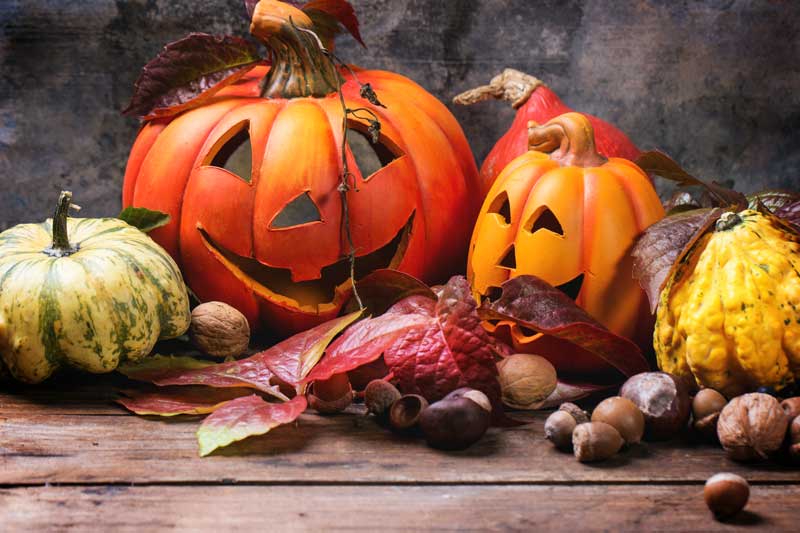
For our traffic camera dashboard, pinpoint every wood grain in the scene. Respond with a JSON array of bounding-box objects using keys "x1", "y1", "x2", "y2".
[
  {"x1": 1, "y1": 377, "x2": 798, "y2": 485},
  {"x1": 2, "y1": 484, "x2": 799, "y2": 532}
]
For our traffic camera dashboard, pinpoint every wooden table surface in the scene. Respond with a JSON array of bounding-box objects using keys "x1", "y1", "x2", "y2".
[{"x1": 2, "y1": 375, "x2": 799, "y2": 532}]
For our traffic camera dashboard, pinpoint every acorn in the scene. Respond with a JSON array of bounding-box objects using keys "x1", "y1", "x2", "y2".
[
  {"x1": 364, "y1": 379, "x2": 401, "y2": 419},
  {"x1": 389, "y1": 394, "x2": 429, "y2": 431}
]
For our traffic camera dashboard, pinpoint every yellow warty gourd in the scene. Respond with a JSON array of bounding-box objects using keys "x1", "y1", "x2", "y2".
[{"x1": 656, "y1": 209, "x2": 800, "y2": 397}]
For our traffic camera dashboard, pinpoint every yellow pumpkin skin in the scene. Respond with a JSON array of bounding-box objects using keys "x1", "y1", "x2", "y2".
[
  {"x1": 0, "y1": 195, "x2": 190, "y2": 383},
  {"x1": 656, "y1": 210, "x2": 800, "y2": 397}
]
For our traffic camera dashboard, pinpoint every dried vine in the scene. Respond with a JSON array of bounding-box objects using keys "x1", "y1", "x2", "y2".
[{"x1": 292, "y1": 20, "x2": 387, "y2": 310}]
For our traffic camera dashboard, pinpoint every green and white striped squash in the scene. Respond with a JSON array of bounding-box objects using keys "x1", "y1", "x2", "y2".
[{"x1": 0, "y1": 192, "x2": 190, "y2": 383}]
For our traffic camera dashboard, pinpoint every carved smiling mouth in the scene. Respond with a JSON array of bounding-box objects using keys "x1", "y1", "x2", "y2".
[{"x1": 199, "y1": 212, "x2": 414, "y2": 311}]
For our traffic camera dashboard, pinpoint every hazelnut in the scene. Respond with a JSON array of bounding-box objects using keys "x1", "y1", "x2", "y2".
[
  {"x1": 620, "y1": 372, "x2": 690, "y2": 440},
  {"x1": 497, "y1": 354, "x2": 557, "y2": 410},
  {"x1": 307, "y1": 374, "x2": 353, "y2": 414},
  {"x1": 704, "y1": 473, "x2": 750, "y2": 519},
  {"x1": 545, "y1": 410, "x2": 578, "y2": 450},
  {"x1": 781, "y1": 397, "x2": 800, "y2": 420},
  {"x1": 389, "y1": 394, "x2": 428, "y2": 431},
  {"x1": 419, "y1": 388, "x2": 491, "y2": 450},
  {"x1": 717, "y1": 393, "x2": 789, "y2": 462},
  {"x1": 788, "y1": 416, "x2": 800, "y2": 463},
  {"x1": 591, "y1": 396, "x2": 645, "y2": 445},
  {"x1": 364, "y1": 379, "x2": 401, "y2": 418},
  {"x1": 692, "y1": 389, "x2": 727, "y2": 438},
  {"x1": 572, "y1": 422, "x2": 624, "y2": 462},
  {"x1": 189, "y1": 302, "x2": 250, "y2": 358}
]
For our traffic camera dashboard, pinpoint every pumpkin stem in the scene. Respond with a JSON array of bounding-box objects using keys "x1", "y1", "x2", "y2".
[
  {"x1": 250, "y1": 0, "x2": 341, "y2": 98},
  {"x1": 528, "y1": 112, "x2": 607, "y2": 168},
  {"x1": 453, "y1": 68, "x2": 544, "y2": 110},
  {"x1": 46, "y1": 191, "x2": 80, "y2": 257}
]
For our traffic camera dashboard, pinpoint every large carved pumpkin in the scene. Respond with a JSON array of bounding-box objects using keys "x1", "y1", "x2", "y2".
[
  {"x1": 455, "y1": 69, "x2": 641, "y2": 194},
  {"x1": 468, "y1": 113, "x2": 663, "y2": 375},
  {"x1": 123, "y1": 1, "x2": 480, "y2": 335}
]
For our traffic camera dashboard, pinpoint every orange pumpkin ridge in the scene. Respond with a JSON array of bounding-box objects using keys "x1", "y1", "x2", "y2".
[
  {"x1": 468, "y1": 113, "x2": 663, "y2": 375},
  {"x1": 122, "y1": 1, "x2": 480, "y2": 336}
]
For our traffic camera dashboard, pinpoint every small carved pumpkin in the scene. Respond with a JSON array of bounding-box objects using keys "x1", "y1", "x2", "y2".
[
  {"x1": 455, "y1": 69, "x2": 641, "y2": 194},
  {"x1": 468, "y1": 113, "x2": 663, "y2": 374},
  {"x1": 122, "y1": 1, "x2": 480, "y2": 335}
]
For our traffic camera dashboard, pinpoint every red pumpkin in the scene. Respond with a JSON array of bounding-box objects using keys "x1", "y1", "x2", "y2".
[
  {"x1": 455, "y1": 69, "x2": 641, "y2": 194},
  {"x1": 122, "y1": 1, "x2": 480, "y2": 335}
]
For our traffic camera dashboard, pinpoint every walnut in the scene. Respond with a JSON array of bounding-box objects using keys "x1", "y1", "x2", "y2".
[
  {"x1": 189, "y1": 302, "x2": 250, "y2": 358},
  {"x1": 497, "y1": 354, "x2": 557, "y2": 410},
  {"x1": 717, "y1": 393, "x2": 789, "y2": 462}
]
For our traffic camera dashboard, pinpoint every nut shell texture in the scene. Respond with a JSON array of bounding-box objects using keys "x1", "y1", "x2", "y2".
[
  {"x1": 498, "y1": 354, "x2": 557, "y2": 409},
  {"x1": 190, "y1": 302, "x2": 250, "y2": 358},
  {"x1": 717, "y1": 393, "x2": 788, "y2": 462},
  {"x1": 620, "y1": 372, "x2": 690, "y2": 440},
  {"x1": 704, "y1": 473, "x2": 749, "y2": 519},
  {"x1": 592, "y1": 396, "x2": 645, "y2": 445},
  {"x1": 572, "y1": 422, "x2": 624, "y2": 462}
]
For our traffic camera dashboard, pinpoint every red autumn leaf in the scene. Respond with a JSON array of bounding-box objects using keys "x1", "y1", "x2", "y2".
[
  {"x1": 117, "y1": 387, "x2": 250, "y2": 417},
  {"x1": 635, "y1": 150, "x2": 746, "y2": 208},
  {"x1": 120, "y1": 312, "x2": 359, "y2": 399},
  {"x1": 308, "y1": 277, "x2": 501, "y2": 405},
  {"x1": 120, "y1": 354, "x2": 288, "y2": 401},
  {"x1": 244, "y1": 0, "x2": 258, "y2": 18},
  {"x1": 345, "y1": 269, "x2": 436, "y2": 316},
  {"x1": 197, "y1": 394, "x2": 307, "y2": 456},
  {"x1": 478, "y1": 275, "x2": 649, "y2": 379},
  {"x1": 631, "y1": 208, "x2": 725, "y2": 312},
  {"x1": 258, "y1": 310, "x2": 362, "y2": 388},
  {"x1": 123, "y1": 33, "x2": 262, "y2": 119},
  {"x1": 302, "y1": 0, "x2": 364, "y2": 47}
]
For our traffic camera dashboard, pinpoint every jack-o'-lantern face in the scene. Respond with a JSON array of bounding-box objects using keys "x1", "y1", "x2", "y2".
[
  {"x1": 123, "y1": 73, "x2": 480, "y2": 336},
  {"x1": 192, "y1": 113, "x2": 416, "y2": 310},
  {"x1": 122, "y1": 1, "x2": 481, "y2": 336},
  {"x1": 468, "y1": 113, "x2": 664, "y2": 373}
]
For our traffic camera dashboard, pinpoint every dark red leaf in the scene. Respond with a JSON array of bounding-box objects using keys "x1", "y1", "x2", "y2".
[
  {"x1": 123, "y1": 33, "x2": 261, "y2": 119},
  {"x1": 197, "y1": 395, "x2": 307, "y2": 456},
  {"x1": 309, "y1": 277, "x2": 501, "y2": 406},
  {"x1": 346, "y1": 269, "x2": 436, "y2": 316},
  {"x1": 478, "y1": 276, "x2": 649, "y2": 379},
  {"x1": 747, "y1": 189, "x2": 800, "y2": 213},
  {"x1": 631, "y1": 208, "x2": 725, "y2": 312},
  {"x1": 119, "y1": 354, "x2": 288, "y2": 401},
  {"x1": 303, "y1": 0, "x2": 364, "y2": 47},
  {"x1": 117, "y1": 387, "x2": 250, "y2": 416},
  {"x1": 636, "y1": 150, "x2": 747, "y2": 208},
  {"x1": 775, "y1": 201, "x2": 800, "y2": 231}
]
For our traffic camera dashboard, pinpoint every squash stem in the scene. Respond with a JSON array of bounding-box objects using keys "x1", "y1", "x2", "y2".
[{"x1": 46, "y1": 191, "x2": 79, "y2": 257}]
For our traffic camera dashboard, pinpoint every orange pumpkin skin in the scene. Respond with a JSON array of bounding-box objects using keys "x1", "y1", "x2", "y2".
[
  {"x1": 467, "y1": 113, "x2": 663, "y2": 375},
  {"x1": 123, "y1": 64, "x2": 480, "y2": 333}
]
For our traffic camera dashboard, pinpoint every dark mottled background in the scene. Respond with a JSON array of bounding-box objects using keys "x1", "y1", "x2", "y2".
[{"x1": 1, "y1": 0, "x2": 799, "y2": 230}]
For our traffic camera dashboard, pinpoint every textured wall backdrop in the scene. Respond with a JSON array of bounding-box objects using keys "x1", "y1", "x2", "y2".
[{"x1": 1, "y1": 0, "x2": 799, "y2": 229}]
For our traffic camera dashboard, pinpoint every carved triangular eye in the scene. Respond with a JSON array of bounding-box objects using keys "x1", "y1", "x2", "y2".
[
  {"x1": 270, "y1": 192, "x2": 322, "y2": 229},
  {"x1": 210, "y1": 122, "x2": 252, "y2": 183},
  {"x1": 525, "y1": 207, "x2": 564, "y2": 235},
  {"x1": 488, "y1": 191, "x2": 511, "y2": 225},
  {"x1": 348, "y1": 126, "x2": 399, "y2": 179},
  {"x1": 556, "y1": 273, "x2": 584, "y2": 300},
  {"x1": 498, "y1": 244, "x2": 516, "y2": 269}
]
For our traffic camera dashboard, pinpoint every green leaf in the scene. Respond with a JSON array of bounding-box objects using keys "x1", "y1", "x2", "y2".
[{"x1": 118, "y1": 207, "x2": 171, "y2": 233}]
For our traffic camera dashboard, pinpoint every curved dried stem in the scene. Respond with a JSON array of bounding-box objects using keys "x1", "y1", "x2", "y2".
[{"x1": 453, "y1": 68, "x2": 544, "y2": 109}]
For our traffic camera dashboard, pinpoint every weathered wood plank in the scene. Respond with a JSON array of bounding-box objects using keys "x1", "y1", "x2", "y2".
[
  {"x1": 2, "y1": 404, "x2": 798, "y2": 485},
  {"x1": 2, "y1": 484, "x2": 798, "y2": 532}
]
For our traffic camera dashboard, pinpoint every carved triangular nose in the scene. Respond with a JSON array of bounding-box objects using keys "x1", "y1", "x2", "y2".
[{"x1": 499, "y1": 244, "x2": 516, "y2": 269}]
